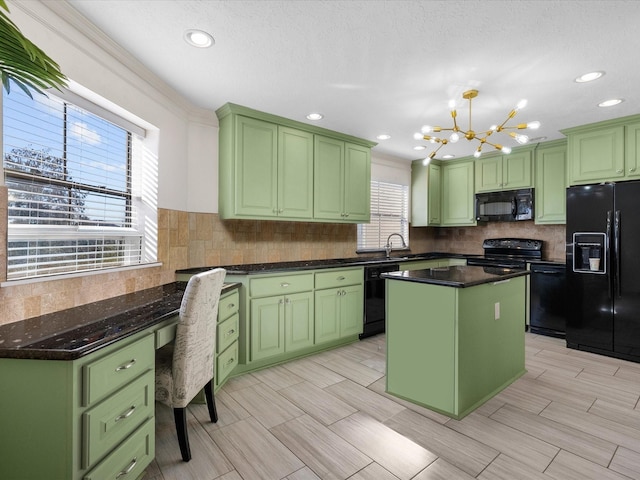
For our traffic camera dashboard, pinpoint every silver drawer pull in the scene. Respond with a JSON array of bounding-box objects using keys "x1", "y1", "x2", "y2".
[
  {"x1": 227, "y1": 303, "x2": 235, "y2": 309},
  {"x1": 226, "y1": 358, "x2": 235, "y2": 366},
  {"x1": 115, "y1": 359, "x2": 136, "y2": 372},
  {"x1": 116, "y1": 457, "x2": 137, "y2": 479},
  {"x1": 115, "y1": 405, "x2": 136, "y2": 422},
  {"x1": 280, "y1": 282, "x2": 290, "y2": 288},
  {"x1": 226, "y1": 329, "x2": 235, "y2": 336},
  {"x1": 492, "y1": 279, "x2": 511, "y2": 285},
  {"x1": 337, "y1": 276, "x2": 346, "y2": 281}
]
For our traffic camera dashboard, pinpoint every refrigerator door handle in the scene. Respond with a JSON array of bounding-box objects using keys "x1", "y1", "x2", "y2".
[
  {"x1": 607, "y1": 210, "x2": 612, "y2": 299},
  {"x1": 615, "y1": 210, "x2": 621, "y2": 297}
]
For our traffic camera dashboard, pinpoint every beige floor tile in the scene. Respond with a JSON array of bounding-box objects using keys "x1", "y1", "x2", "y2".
[
  {"x1": 330, "y1": 412, "x2": 437, "y2": 480},
  {"x1": 588, "y1": 398, "x2": 640, "y2": 431},
  {"x1": 189, "y1": 389, "x2": 251, "y2": 431},
  {"x1": 534, "y1": 348, "x2": 619, "y2": 376},
  {"x1": 490, "y1": 404, "x2": 616, "y2": 467},
  {"x1": 325, "y1": 379, "x2": 406, "y2": 422},
  {"x1": 285, "y1": 466, "x2": 322, "y2": 480},
  {"x1": 314, "y1": 355, "x2": 384, "y2": 387},
  {"x1": 279, "y1": 381, "x2": 357, "y2": 425},
  {"x1": 249, "y1": 363, "x2": 305, "y2": 390},
  {"x1": 217, "y1": 472, "x2": 243, "y2": 480},
  {"x1": 271, "y1": 414, "x2": 372, "y2": 480},
  {"x1": 347, "y1": 462, "x2": 399, "y2": 480},
  {"x1": 154, "y1": 404, "x2": 234, "y2": 480},
  {"x1": 210, "y1": 417, "x2": 304, "y2": 480},
  {"x1": 222, "y1": 372, "x2": 261, "y2": 392},
  {"x1": 576, "y1": 369, "x2": 640, "y2": 396},
  {"x1": 385, "y1": 408, "x2": 498, "y2": 477},
  {"x1": 610, "y1": 446, "x2": 640, "y2": 480},
  {"x1": 446, "y1": 412, "x2": 558, "y2": 472},
  {"x1": 541, "y1": 401, "x2": 640, "y2": 451},
  {"x1": 491, "y1": 382, "x2": 551, "y2": 415},
  {"x1": 477, "y1": 454, "x2": 554, "y2": 480},
  {"x1": 359, "y1": 353, "x2": 386, "y2": 374},
  {"x1": 282, "y1": 356, "x2": 346, "y2": 388},
  {"x1": 229, "y1": 382, "x2": 304, "y2": 428},
  {"x1": 413, "y1": 457, "x2": 477, "y2": 480},
  {"x1": 506, "y1": 375, "x2": 596, "y2": 411},
  {"x1": 545, "y1": 449, "x2": 631, "y2": 480}
]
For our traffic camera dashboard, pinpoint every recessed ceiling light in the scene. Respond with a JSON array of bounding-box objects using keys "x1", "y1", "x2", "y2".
[
  {"x1": 442, "y1": 154, "x2": 455, "y2": 159},
  {"x1": 529, "y1": 136, "x2": 548, "y2": 143},
  {"x1": 413, "y1": 145, "x2": 426, "y2": 151},
  {"x1": 376, "y1": 134, "x2": 391, "y2": 140},
  {"x1": 598, "y1": 98, "x2": 623, "y2": 107},
  {"x1": 184, "y1": 29, "x2": 214, "y2": 48},
  {"x1": 306, "y1": 113, "x2": 323, "y2": 121},
  {"x1": 575, "y1": 71, "x2": 605, "y2": 83}
]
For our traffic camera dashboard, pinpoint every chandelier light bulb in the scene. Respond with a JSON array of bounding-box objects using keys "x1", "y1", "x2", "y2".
[
  {"x1": 516, "y1": 99, "x2": 528, "y2": 110},
  {"x1": 422, "y1": 157, "x2": 431, "y2": 166},
  {"x1": 502, "y1": 146, "x2": 512, "y2": 154},
  {"x1": 450, "y1": 132, "x2": 460, "y2": 143},
  {"x1": 448, "y1": 99, "x2": 456, "y2": 109},
  {"x1": 489, "y1": 124, "x2": 498, "y2": 132},
  {"x1": 421, "y1": 125, "x2": 433, "y2": 134},
  {"x1": 413, "y1": 132, "x2": 424, "y2": 140},
  {"x1": 473, "y1": 149, "x2": 482, "y2": 158},
  {"x1": 527, "y1": 121, "x2": 541, "y2": 129},
  {"x1": 515, "y1": 134, "x2": 529, "y2": 144}
]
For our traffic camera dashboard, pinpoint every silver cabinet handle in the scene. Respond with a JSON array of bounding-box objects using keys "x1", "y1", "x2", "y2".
[
  {"x1": 227, "y1": 303, "x2": 235, "y2": 309},
  {"x1": 115, "y1": 359, "x2": 136, "y2": 372},
  {"x1": 337, "y1": 276, "x2": 346, "y2": 281},
  {"x1": 630, "y1": 167, "x2": 637, "y2": 173},
  {"x1": 280, "y1": 282, "x2": 290, "y2": 288},
  {"x1": 115, "y1": 405, "x2": 136, "y2": 422},
  {"x1": 226, "y1": 329, "x2": 235, "y2": 336},
  {"x1": 116, "y1": 458, "x2": 137, "y2": 479},
  {"x1": 617, "y1": 169, "x2": 623, "y2": 174}
]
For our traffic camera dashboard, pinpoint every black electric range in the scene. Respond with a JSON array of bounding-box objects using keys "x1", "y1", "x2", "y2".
[{"x1": 466, "y1": 238, "x2": 543, "y2": 270}]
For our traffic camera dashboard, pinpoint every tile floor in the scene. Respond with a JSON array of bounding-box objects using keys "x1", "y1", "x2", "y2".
[{"x1": 145, "y1": 333, "x2": 640, "y2": 480}]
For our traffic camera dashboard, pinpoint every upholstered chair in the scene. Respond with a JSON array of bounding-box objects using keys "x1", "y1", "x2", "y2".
[{"x1": 155, "y1": 267, "x2": 226, "y2": 462}]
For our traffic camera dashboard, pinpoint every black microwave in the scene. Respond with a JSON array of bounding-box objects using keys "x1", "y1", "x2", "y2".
[{"x1": 475, "y1": 188, "x2": 534, "y2": 222}]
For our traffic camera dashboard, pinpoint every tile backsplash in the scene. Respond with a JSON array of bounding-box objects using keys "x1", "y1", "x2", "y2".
[{"x1": 0, "y1": 204, "x2": 565, "y2": 326}]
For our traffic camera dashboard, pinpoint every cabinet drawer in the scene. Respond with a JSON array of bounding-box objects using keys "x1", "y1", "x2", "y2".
[
  {"x1": 217, "y1": 312, "x2": 239, "y2": 352},
  {"x1": 216, "y1": 341, "x2": 238, "y2": 385},
  {"x1": 219, "y1": 290, "x2": 239, "y2": 322},
  {"x1": 249, "y1": 273, "x2": 313, "y2": 297},
  {"x1": 83, "y1": 417, "x2": 154, "y2": 480},
  {"x1": 154, "y1": 321, "x2": 177, "y2": 349},
  {"x1": 82, "y1": 370, "x2": 154, "y2": 468},
  {"x1": 83, "y1": 335, "x2": 154, "y2": 406},
  {"x1": 315, "y1": 268, "x2": 363, "y2": 289}
]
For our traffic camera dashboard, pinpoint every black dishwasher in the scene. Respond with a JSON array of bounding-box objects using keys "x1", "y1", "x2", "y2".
[
  {"x1": 361, "y1": 263, "x2": 400, "y2": 338},
  {"x1": 529, "y1": 262, "x2": 566, "y2": 338}
]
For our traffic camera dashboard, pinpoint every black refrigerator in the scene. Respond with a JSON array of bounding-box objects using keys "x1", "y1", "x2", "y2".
[{"x1": 566, "y1": 181, "x2": 640, "y2": 361}]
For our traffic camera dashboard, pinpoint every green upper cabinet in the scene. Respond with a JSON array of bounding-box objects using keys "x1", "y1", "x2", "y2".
[
  {"x1": 441, "y1": 159, "x2": 476, "y2": 226},
  {"x1": 475, "y1": 150, "x2": 532, "y2": 193},
  {"x1": 534, "y1": 140, "x2": 567, "y2": 224},
  {"x1": 411, "y1": 160, "x2": 441, "y2": 226},
  {"x1": 314, "y1": 136, "x2": 371, "y2": 222},
  {"x1": 562, "y1": 114, "x2": 640, "y2": 185},
  {"x1": 216, "y1": 103, "x2": 375, "y2": 223}
]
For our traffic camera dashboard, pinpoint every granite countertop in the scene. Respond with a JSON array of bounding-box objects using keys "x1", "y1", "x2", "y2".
[
  {"x1": 0, "y1": 282, "x2": 240, "y2": 361},
  {"x1": 177, "y1": 252, "x2": 469, "y2": 275},
  {"x1": 383, "y1": 265, "x2": 530, "y2": 288}
]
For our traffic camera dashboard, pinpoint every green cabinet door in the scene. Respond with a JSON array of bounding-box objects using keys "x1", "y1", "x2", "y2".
[
  {"x1": 250, "y1": 296, "x2": 285, "y2": 361},
  {"x1": 475, "y1": 156, "x2": 502, "y2": 192},
  {"x1": 625, "y1": 122, "x2": 640, "y2": 179},
  {"x1": 428, "y1": 163, "x2": 442, "y2": 225},
  {"x1": 441, "y1": 160, "x2": 476, "y2": 226},
  {"x1": 503, "y1": 151, "x2": 532, "y2": 190},
  {"x1": 475, "y1": 151, "x2": 531, "y2": 192},
  {"x1": 234, "y1": 116, "x2": 279, "y2": 216},
  {"x1": 284, "y1": 291, "x2": 314, "y2": 352},
  {"x1": 339, "y1": 284, "x2": 364, "y2": 337},
  {"x1": 411, "y1": 160, "x2": 441, "y2": 226},
  {"x1": 314, "y1": 287, "x2": 341, "y2": 343},
  {"x1": 569, "y1": 126, "x2": 625, "y2": 184},
  {"x1": 535, "y1": 143, "x2": 567, "y2": 224},
  {"x1": 278, "y1": 126, "x2": 314, "y2": 218},
  {"x1": 343, "y1": 143, "x2": 371, "y2": 222},
  {"x1": 314, "y1": 135, "x2": 345, "y2": 220}
]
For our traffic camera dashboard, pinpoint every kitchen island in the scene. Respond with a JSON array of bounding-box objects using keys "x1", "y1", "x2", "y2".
[{"x1": 384, "y1": 265, "x2": 529, "y2": 419}]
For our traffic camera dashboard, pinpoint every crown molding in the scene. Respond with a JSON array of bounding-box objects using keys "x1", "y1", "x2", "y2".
[{"x1": 13, "y1": 0, "x2": 215, "y2": 126}]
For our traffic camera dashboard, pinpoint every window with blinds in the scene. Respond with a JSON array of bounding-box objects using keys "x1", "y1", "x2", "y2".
[
  {"x1": 3, "y1": 88, "x2": 149, "y2": 280},
  {"x1": 357, "y1": 180, "x2": 409, "y2": 251}
]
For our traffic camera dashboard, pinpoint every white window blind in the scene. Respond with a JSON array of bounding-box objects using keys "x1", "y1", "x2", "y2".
[
  {"x1": 3, "y1": 88, "x2": 147, "y2": 280},
  {"x1": 357, "y1": 180, "x2": 409, "y2": 251}
]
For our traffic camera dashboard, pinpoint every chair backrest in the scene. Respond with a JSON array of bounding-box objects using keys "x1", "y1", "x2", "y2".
[{"x1": 171, "y1": 268, "x2": 226, "y2": 407}]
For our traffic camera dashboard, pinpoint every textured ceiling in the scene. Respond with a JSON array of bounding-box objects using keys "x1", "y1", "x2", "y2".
[{"x1": 65, "y1": 0, "x2": 640, "y2": 161}]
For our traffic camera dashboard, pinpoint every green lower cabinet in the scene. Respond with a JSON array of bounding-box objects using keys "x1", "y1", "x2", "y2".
[
  {"x1": 386, "y1": 276, "x2": 526, "y2": 419},
  {"x1": 315, "y1": 284, "x2": 363, "y2": 343},
  {"x1": 250, "y1": 292, "x2": 314, "y2": 362}
]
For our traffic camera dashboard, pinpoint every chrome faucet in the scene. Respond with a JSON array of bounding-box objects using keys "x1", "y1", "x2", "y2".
[{"x1": 385, "y1": 233, "x2": 407, "y2": 259}]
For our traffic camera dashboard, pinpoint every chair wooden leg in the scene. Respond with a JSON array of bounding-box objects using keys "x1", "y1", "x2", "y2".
[
  {"x1": 204, "y1": 380, "x2": 218, "y2": 423},
  {"x1": 173, "y1": 407, "x2": 192, "y2": 462}
]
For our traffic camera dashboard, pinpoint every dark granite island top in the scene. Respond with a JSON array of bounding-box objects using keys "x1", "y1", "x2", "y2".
[
  {"x1": 383, "y1": 265, "x2": 530, "y2": 288},
  {"x1": 0, "y1": 282, "x2": 240, "y2": 360}
]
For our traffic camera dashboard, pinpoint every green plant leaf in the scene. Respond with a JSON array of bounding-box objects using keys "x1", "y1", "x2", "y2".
[{"x1": 0, "y1": 1, "x2": 67, "y2": 97}]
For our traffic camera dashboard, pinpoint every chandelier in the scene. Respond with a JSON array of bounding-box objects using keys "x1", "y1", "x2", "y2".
[{"x1": 414, "y1": 89, "x2": 540, "y2": 164}]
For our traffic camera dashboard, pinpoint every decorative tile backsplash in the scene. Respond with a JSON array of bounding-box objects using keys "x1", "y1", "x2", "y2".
[{"x1": 0, "y1": 204, "x2": 566, "y2": 326}]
